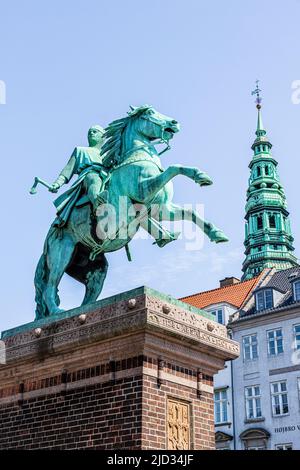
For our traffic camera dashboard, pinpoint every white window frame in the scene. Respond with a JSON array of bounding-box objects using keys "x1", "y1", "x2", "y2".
[
  {"x1": 267, "y1": 328, "x2": 284, "y2": 356},
  {"x1": 297, "y1": 378, "x2": 300, "y2": 409},
  {"x1": 214, "y1": 388, "x2": 228, "y2": 424},
  {"x1": 294, "y1": 324, "x2": 300, "y2": 350},
  {"x1": 275, "y1": 443, "x2": 293, "y2": 450},
  {"x1": 245, "y1": 385, "x2": 262, "y2": 420},
  {"x1": 243, "y1": 334, "x2": 259, "y2": 361},
  {"x1": 208, "y1": 308, "x2": 224, "y2": 325},
  {"x1": 270, "y1": 381, "x2": 289, "y2": 417},
  {"x1": 293, "y1": 280, "x2": 300, "y2": 301},
  {"x1": 256, "y1": 289, "x2": 273, "y2": 311}
]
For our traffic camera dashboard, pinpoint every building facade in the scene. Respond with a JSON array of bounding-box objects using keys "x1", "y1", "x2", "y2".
[
  {"x1": 182, "y1": 268, "x2": 300, "y2": 450},
  {"x1": 181, "y1": 274, "x2": 266, "y2": 450},
  {"x1": 231, "y1": 267, "x2": 300, "y2": 450}
]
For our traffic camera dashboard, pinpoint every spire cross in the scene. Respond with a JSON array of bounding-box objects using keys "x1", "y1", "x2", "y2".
[{"x1": 251, "y1": 80, "x2": 262, "y2": 108}]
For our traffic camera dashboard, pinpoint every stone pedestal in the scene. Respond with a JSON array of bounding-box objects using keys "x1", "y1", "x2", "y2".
[{"x1": 0, "y1": 287, "x2": 239, "y2": 450}]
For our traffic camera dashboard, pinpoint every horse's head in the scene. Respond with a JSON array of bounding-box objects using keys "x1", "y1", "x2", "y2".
[
  {"x1": 130, "y1": 105, "x2": 180, "y2": 144},
  {"x1": 101, "y1": 105, "x2": 180, "y2": 167}
]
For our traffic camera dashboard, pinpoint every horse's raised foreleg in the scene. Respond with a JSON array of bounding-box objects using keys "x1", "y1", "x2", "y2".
[
  {"x1": 159, "y1": 203, "x2": 229, "y2": 243},
  {"x1": 81, "y1": 255, "x2": 108, "y2": 305},
  {"x1": 137, "y1": 165, "x2": 213, "y2": 204},
  {"x1": 43, "y1": 233, "x2": 75, "y2": 315}
]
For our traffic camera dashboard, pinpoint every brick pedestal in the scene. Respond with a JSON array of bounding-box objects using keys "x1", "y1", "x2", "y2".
[{"x1": 0, "y1": 287, "x2": 239, "y2": 450}]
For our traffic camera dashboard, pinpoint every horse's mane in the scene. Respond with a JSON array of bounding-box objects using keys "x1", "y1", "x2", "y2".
[{"x1": 101, "y1": 104, "x2": 153, "y2": 167}]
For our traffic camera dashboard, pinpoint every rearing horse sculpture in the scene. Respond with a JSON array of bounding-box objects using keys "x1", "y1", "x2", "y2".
[{"x1": 34, "y1": 105, "x2": 228, "y2": 319}]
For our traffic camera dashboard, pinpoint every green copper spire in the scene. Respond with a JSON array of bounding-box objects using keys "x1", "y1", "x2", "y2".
[
  {"x1": 242, "y1": 83, "x2": 298, "y2": 280},
  {"x1": 252, "y1": 82, "x2": 265, "y2": 136},
  {"x1": 256, "y1": 106, "x2": 265, "y2": 135}
]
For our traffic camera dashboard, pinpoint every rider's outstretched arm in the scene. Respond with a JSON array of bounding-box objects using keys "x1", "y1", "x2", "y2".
[{"x1": 49, "y1": 148, "x2": 77, "y2": 192}]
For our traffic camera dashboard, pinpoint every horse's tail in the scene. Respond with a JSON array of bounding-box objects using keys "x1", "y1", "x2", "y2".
[{"x1": 34, "y1": 253, "x2": 49, "y2": 320}]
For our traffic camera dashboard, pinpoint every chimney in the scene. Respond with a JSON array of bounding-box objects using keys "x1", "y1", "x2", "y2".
[{"x1": 219, "y1": 277, "x2": 240, "y2": 288}]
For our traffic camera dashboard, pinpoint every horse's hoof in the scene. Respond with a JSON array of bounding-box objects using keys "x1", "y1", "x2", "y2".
[
  {"x1": 212, "y1": 231, "x2": 229, "y2": 243},
  {"x1": 199, "y1": 180, "x2": 213, "y2": 186},
  {"x1": 195, "y1": 172, "x2": 213, "y2": 186},
  {"x1": 153, "y1": 231, "x2": 180, "y2": 248}
]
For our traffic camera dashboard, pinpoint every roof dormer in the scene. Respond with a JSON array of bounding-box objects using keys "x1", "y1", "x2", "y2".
[
  {"x1": 255, "y1": 288, "x2": 273, "y2": 311},
  {"x1": 254, "y1": 286, "x2": 285, "y2": 312},
  {"x1": 289, "y1": 273, "x2": 300, "y2": 302}
]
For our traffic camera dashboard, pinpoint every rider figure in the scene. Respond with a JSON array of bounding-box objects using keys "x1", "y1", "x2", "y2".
[{"x1": 50, "y1": 125, "x2": 108, "y2": 227}]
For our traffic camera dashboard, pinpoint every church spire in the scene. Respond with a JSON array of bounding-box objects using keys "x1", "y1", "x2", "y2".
[
  {"x1": 242, "y1": 82, "x2": 298, "y2": 280},
  {"x1": 252, "y1": 80, "x2": 266, "y2": 136},
  {"x1": 256, "y1": 106, "x2": 265, "y2": 135}
]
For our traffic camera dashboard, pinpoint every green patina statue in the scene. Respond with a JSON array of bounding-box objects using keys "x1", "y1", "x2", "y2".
[
  {"x1": 50, "y1": 125, "x2": 108, "y2": 227},
  {"x1": 32, "y1": 105, "x2": 228, "y2": 319}
]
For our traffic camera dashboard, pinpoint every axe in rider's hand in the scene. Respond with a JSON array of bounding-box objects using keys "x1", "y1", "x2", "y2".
[{"x1": 29, "y1": 177, "x2": 54, "y2": 195}]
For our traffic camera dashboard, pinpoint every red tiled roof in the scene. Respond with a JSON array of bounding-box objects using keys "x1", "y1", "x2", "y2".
[{"x1": 180, "y1": 272, "x2": 265, "y2": 309}]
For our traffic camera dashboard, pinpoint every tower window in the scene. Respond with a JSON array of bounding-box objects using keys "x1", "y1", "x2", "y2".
[
  {"x1": 257, "y1": 216, "x2": 263, "y2": 230},
  {"x1": 269, "y1": 215, "x2": 276, "y2": 228},
  {"x1": 256, "y1": 167, "x2": 261, "y2": 177},
  {"x1": 265, "y1": 165, "x2": 269, "y2": 175}
]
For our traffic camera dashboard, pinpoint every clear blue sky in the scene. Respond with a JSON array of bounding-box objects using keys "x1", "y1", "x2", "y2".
[{"x1": 1, "y1": 0, "x2": 300, "y2": 332}]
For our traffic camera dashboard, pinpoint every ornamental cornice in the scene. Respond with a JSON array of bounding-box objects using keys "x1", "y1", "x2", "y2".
[{"x1": 1, "y1": 290, "x2": 239, "y2": 366}]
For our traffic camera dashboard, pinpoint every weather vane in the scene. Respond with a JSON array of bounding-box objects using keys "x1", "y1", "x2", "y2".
[{"x1": 251, "y1": 79, "x2": 262, "y2": 109}]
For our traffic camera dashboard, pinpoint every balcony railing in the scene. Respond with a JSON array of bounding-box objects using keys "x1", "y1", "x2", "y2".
[{"x1": 246, "y1": 250, "x2": 297, "y2": 262}]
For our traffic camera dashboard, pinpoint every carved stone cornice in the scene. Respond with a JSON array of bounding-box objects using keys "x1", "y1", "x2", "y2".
[{"x1": 0, "y1": 287, "x2": 239, "y2": 372}]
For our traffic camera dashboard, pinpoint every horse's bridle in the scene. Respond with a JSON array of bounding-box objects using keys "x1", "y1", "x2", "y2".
[{"x1": 141, "y1": 114, "x2": 172, "y2": 156}]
